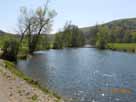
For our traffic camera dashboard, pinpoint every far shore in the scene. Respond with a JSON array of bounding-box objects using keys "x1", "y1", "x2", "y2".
[{"x1": 108, "y1": 43, "x2": 136, "y2": 53}]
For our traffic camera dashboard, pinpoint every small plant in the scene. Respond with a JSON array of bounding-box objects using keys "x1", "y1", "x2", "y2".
[{"x1": 31, "y1": 94, "x2": 38, "y2": 101}]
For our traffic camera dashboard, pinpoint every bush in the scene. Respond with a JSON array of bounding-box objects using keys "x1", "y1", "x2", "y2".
[{"x1": 1, "y1": 40, "x2": 19, "y2": 62}]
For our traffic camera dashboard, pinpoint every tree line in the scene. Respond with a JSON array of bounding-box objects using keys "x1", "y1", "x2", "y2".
[{"x1": 89, "y1": 24, "x2": 136, "y2": 49}]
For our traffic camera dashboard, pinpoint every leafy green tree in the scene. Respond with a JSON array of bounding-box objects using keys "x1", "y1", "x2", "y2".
[
  {"x1": 89, "y1": 23, "x2": 135, "y2": 44},
  {"x1": 62, "y1": 23, "x2": 72, "y2": 47},
  {"x1": 131, "y1": 32, "x2": 136, "y2": 42},
  {"x1": 36, "y1": 35, "x2": 51, "y2": 50},
  {"x1": 123, "y1": 31, "x2": 132, "y2": 43},
  {"x1": 71, "y1": 26, "x2": 85, "y2": 47},
  {"x1": 42, "y1": 35, "x2": 51, "y2": 49},
  {"x1": 62, "y1": 23, "x2": 85, "y2": 47},
  {"x1": 53, "y1": 32, "x2": 64, "y2": 49},
  {"x1": 96, "y1": 26, "x2": 110, "y2": 49}
]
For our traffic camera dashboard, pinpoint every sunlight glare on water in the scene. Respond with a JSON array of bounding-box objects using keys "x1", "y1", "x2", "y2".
[{"x1": 17, "y1": 48, "x2": 136, "y2": 102}]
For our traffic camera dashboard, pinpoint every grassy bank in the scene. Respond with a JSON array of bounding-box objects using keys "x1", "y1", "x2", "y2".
[
  {"x1": 4, "y1": 60, "x2": 62, "y2": 102},
  {"x1": 108, "y1": 43, "x2": 136, "y2": 52}
]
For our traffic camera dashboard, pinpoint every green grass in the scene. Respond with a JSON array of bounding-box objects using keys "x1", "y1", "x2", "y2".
[
  {"x1": 108, "y1": 43, "x2": 136, "y2": 52},
  {"x1": 4, "y1": 60, "x2": 62, "y2": 101}
]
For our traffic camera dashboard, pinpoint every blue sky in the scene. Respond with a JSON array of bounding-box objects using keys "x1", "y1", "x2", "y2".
[{"x1": 0, "y1": 0, "x2": 136, "y2": 33}]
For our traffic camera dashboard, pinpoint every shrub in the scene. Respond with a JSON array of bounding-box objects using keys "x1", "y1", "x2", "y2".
[{"x1": 1, "y1": 40, "x2": 19, "y2": 62}]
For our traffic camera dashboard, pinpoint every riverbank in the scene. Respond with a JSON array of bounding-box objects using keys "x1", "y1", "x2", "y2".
[
  {"x1": 0, "y1": 59, "x2": 63, "y2": 102},
  {"x1": 108, "y1": 43, "x2": 136, "y2": 53}
]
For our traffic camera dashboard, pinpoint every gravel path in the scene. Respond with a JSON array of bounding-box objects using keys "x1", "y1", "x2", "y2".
[{"x1": 0, "y1": 60, "x2": 63, "y2": 102}]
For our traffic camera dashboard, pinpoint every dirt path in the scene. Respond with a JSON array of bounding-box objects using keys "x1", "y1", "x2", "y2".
[{"x1": 0, "y1": 60, "x2": 63, "y2": 102}]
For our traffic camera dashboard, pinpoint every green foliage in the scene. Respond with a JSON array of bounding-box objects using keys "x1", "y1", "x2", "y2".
[
  {"x1": 53, "y1": 24, "x2": 85, "y2": 49},
  {"x1": 1, "y1": 40, "x2": 19, "y2": 62},
  {"x1": 131, "y1": 32, "x2": 136, "y2": 42},
  {"x1": 63, "y1": 27, "x2": 72, "y2": 47},
  {"x1": 70, "y1": 25, "x2": 85, "y2": 47},
  {"x1": 18, "y1": 5, "x2": 56, "y2": 54},
  {"x1": 0, "y1": 34, "x2": 17, "y2": 48},
  {"x1": 53, "y1": 32, "x2": 64, "y2": 49},
  {"x1": 85, "y1": 18, "x2": 136, "y2": 47},
  {"x1": 96, "y1": 26, "x2": 110, "y2": 49},
  {"x1": 31, "y1": 94, "x2": 38, "y2": 101},
  {"x1": 0, "y1": 34, "x2": 53, "y2": 58},
  {"x1": 36, "y1": 35, "x2": 51, "y2": 50},
  {"x1": 28, "y1": 35, "x2": 39, "y2": 54},
  {"x1": 89, "y1": 25, "x2": 99, "y2": 45}
]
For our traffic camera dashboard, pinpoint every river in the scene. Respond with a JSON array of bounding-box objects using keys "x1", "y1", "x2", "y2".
[{"x1": 17, "y1": 48, "x2": 136, "y2": 102}]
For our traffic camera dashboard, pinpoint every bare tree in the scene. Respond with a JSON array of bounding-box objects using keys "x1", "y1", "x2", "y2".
[
  {"x1": 18, "y1": 0, "x2": 56, "y2": 54},
  {"x1": 18, "y1": 7, "x2": 34, "y2": 43}
]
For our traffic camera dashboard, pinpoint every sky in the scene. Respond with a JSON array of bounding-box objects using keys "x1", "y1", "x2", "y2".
[{"x1": 0, "y1": 0, "x2": 136, "y2": 33}]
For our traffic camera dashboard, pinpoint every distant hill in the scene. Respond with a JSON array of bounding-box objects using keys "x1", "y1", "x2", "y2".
[
  {"x1": 0, "y1": 30, "x2": 6, "y2": 35},
  {"x1": 79, "y1": 18, "x2": 136, "y2": 44},
  {"x1": 80, "y1": 18, "x2": 136, "y2": 35},
  {"x1": 106, "y1": 18, "x2": 136, "y2": 29},
  {"x1": 80, "y1": 26, "x2": 91, "y2": 35}
]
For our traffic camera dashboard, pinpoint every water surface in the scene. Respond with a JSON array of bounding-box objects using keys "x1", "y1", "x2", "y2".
[{"x1": 17, "y1": 48, "x2": 136, "y2": 102}]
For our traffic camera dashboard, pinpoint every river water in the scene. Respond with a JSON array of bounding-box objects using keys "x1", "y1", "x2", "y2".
[{"x1": 17, "y1": 48, "x2": 136, "y2": 102}]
